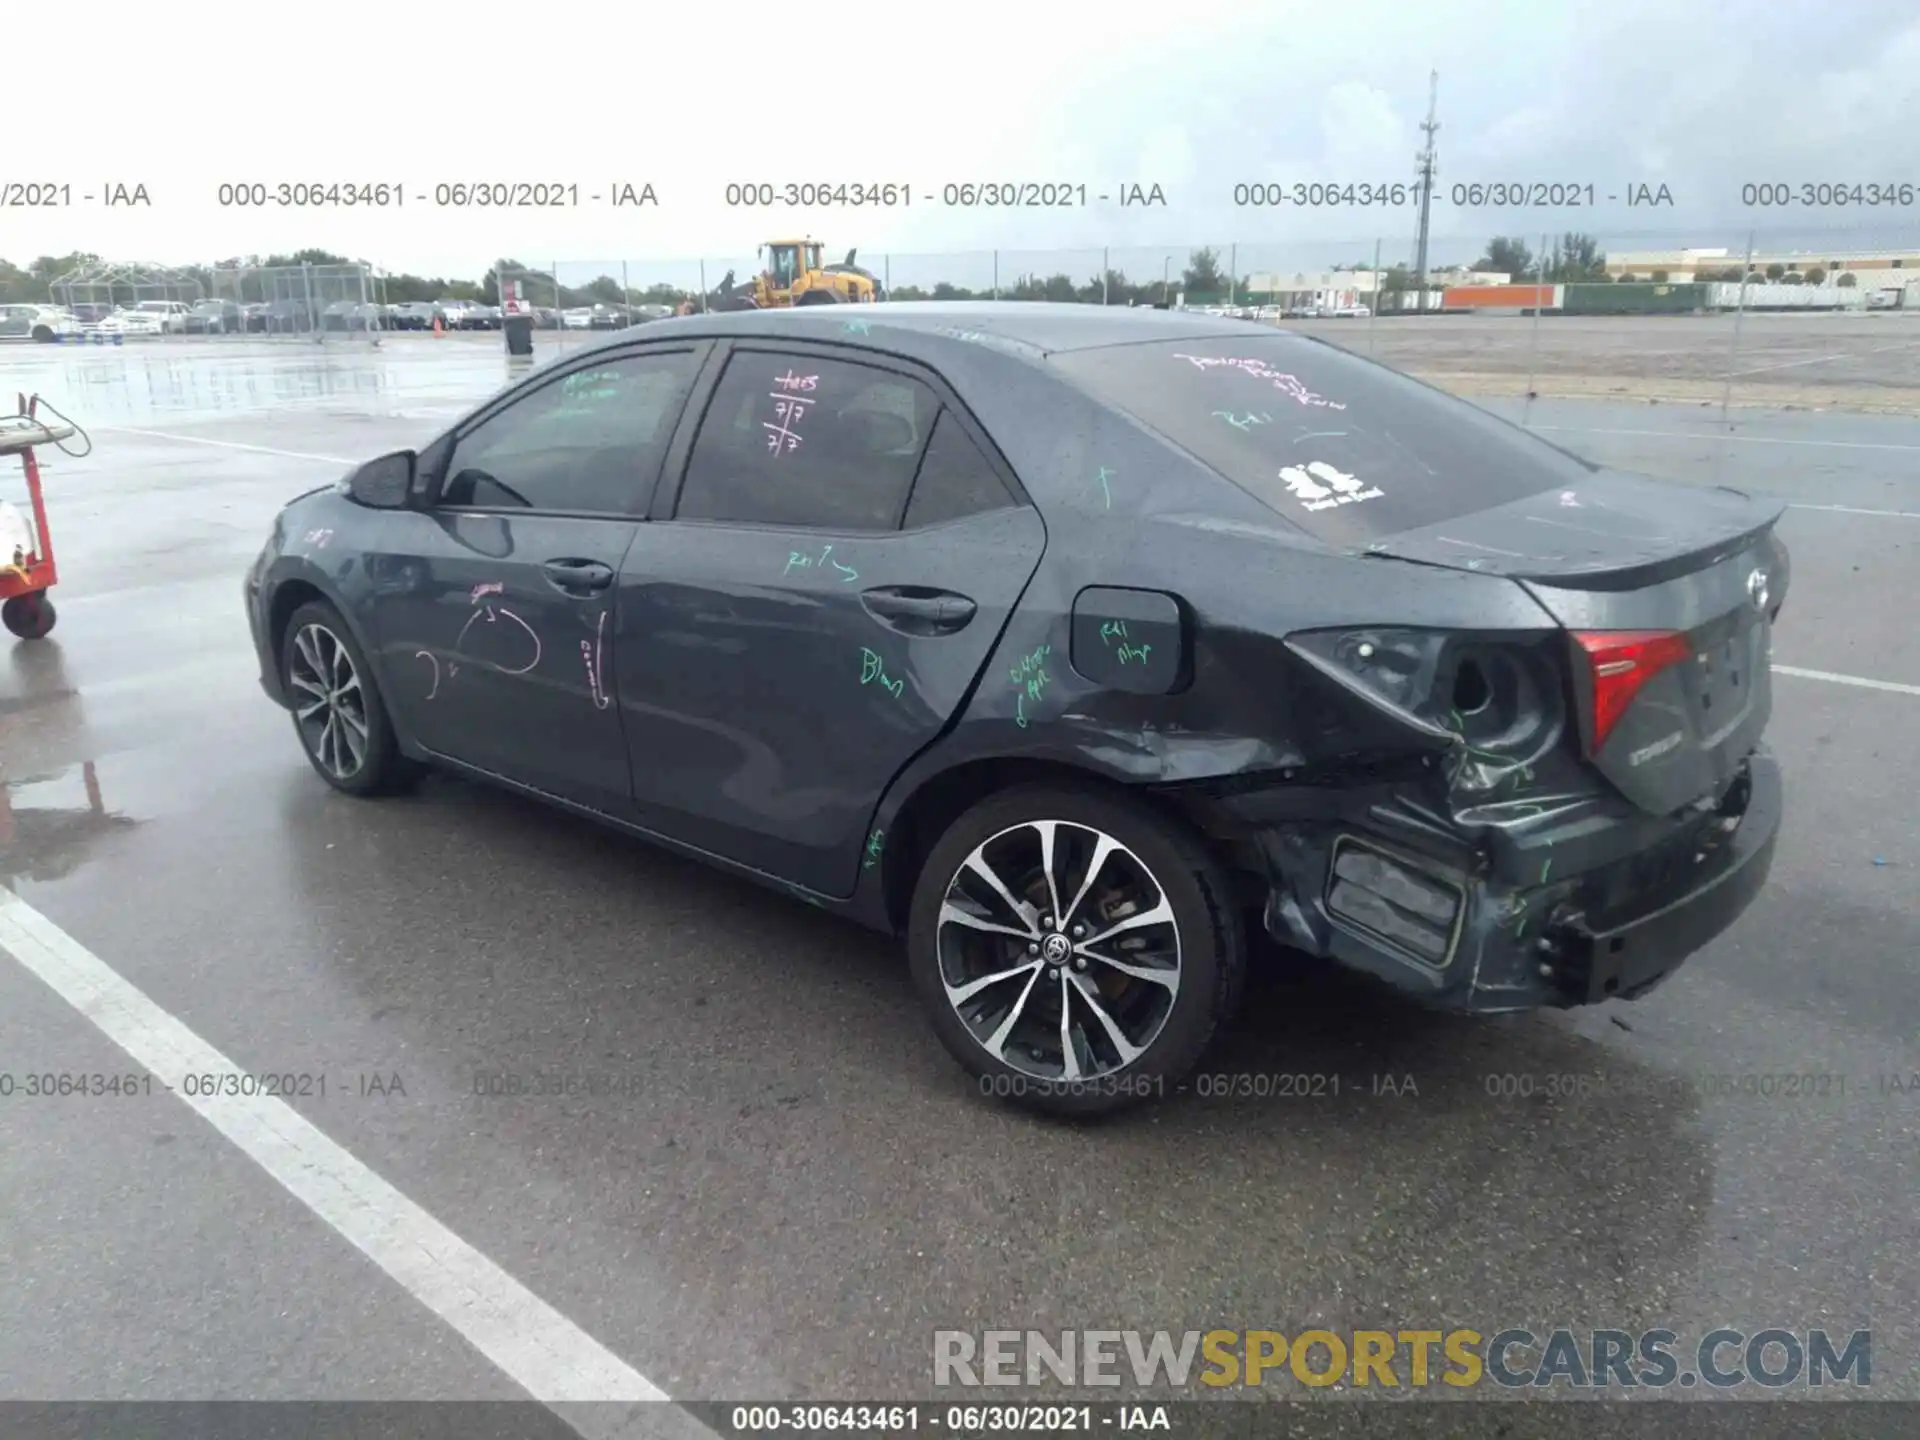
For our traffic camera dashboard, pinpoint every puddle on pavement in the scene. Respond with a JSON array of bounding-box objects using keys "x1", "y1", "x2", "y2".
[
  {"x1": 0, "y1": 339, "x2": 547, "y2": 425},
  {"x1": 0, "y1": 759, "x2": 141, "y2": 887}
]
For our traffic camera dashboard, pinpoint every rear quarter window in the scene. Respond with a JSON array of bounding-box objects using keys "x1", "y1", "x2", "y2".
[{"x1": 1048, "y1": 337, "x2": 1594, "y2": 544}]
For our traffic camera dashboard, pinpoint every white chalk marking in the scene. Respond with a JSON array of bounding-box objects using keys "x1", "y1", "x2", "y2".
[
  {"x1": 1773, "y1": 665, "x2": 1920, "y2": 697},
  {"x1": 0, "y1": 888, "x2": 692, "y2": 1429},
  {"x1": 97, "y1": 426, "x2": 353, "y2": 465}
]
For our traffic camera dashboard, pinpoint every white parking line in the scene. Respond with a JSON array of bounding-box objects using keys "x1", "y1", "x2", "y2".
[
  {"x1": 1789, "y1": 503, "x2": 1920, "y2": 520},
  {"x1": 1727, "y1": 338, "x2": 1920, "y2": 378},
  {"x1": 0, "y1": 888, "x2": 702, "y2": 1437},
  {"x1": 96, "y1": 427, "x2": 353, "y2": 465},
  {"x1": 1773, "y1": 665, "x2": 1920, "y2": 697},
  {"x1": 1530, "y1": 426, "x2": 1920, "y2": 453}
]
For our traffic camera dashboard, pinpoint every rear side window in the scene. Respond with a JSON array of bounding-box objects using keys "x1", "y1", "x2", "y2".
[
  {"x1": 1048, "y1": 337, "x2": 1594, "y2": 544},
  {"x1": 675, "y1": 350, "x2": 939, "y2": 530},
  {"x1": 902, "y1": 411, "x2": 1013, "y2": 529}
]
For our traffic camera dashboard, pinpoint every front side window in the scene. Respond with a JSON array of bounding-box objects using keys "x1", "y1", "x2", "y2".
[
  {"x1": 439, "y1": 349, "x2": 700, "y2": 513},
  {"x1": 674, "y1": 350, "x2": 939, "y2": 530}
]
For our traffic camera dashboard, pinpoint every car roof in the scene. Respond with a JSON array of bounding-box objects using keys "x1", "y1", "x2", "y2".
[{"x1": 571, "y1": 300, "x2": 1288, "y2": 358}]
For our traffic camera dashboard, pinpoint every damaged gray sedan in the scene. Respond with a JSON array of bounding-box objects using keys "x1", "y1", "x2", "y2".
[{"x1": 246, "y1": 303, "x2": 1785, "y2": 1115}]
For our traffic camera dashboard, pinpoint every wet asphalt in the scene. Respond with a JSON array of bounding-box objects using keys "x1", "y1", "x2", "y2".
[{"x1": 0, "y1": 335, "x2": 1916, "y2": 1411}]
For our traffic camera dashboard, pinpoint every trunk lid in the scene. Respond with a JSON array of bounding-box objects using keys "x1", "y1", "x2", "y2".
[{"x1": 1368, "y1": 469, "x2": 1789, "y2": 814}]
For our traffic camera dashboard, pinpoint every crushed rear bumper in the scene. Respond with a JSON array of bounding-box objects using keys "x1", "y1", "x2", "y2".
[{"x1": 1215, "y1": 751, "x2": 1781, "y2": 1012}]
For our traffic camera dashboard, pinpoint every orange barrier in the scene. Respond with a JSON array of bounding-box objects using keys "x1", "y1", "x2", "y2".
[{"x1": 1441, "y1": 284, "x2": 1561, "y2": 309}]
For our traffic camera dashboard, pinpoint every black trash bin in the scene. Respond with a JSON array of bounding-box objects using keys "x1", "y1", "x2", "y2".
[{"x1": 504, "y1": 315, "x2": 534, "y2": 357}]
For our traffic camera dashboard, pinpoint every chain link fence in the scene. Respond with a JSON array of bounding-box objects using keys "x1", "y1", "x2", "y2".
[{"x1": 18, "y1": 224, "x2": 1915, "y2": 411}]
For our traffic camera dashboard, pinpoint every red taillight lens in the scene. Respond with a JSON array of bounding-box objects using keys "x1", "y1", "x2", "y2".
[{"x1": 1572, "y1": 629, "x2": 1692, "y2": 751}]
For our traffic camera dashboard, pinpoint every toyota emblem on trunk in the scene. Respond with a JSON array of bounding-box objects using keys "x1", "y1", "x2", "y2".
[{"x1": 1747, "y1": 567, "x2": 1770, "y2": 612}]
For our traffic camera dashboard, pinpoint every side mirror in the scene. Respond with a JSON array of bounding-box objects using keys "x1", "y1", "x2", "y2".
[{"x1": 347, "y1": 450, "x2": 416, "y2": 509}]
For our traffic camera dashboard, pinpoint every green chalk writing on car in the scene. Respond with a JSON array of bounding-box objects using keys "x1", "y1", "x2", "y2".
[
  {"x1": 1213, "y1": 410, "x2": 1273, "y2": 431},
  {"x1": 784, "y1": 544, "x2": 859, "y2": 582},
  {"x1": 1100, "y1": 620, "x2": 1128, "y2": 646},
  {"x1": 1009, "y1": 645, "x2": 1051, "y2": 726},
  {"x1": 1115, "y1": 643, "x2": 1151, "y2": 665},
  {"x1": 860, "y1": 647, "x2": 905, "y2": 699},
  {"x1": 864, "y1": 829, "x2": 885, "y2": 869}
]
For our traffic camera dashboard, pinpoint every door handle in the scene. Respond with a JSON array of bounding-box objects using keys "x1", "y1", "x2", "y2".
[
  {"x1": 861, "y1": 587, "x2": 977, "y2": 636},
  {"x1": 542, "y1": 558, "x2": 614, "y2": 593}
]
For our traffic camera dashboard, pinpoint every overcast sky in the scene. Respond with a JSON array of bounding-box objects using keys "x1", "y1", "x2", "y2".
[{"x1": 8, "y1": 0, "x2": 1918, "y2": 288}]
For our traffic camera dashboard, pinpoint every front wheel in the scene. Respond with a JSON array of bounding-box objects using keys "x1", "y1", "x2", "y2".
[
  {"x1": 907, "y1": 784, "x2": 1246, "y2": 1116},
  {"x1": 281, "y1": 599, "x2": 418, "y2": 796},
  {"x1": 2, "y1": 592, "x2": 55, "y2": 638}
]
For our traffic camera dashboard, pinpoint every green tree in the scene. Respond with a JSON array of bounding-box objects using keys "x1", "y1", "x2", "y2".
[
  {"x1": 1475, "y1": 236, "x2": 1534, "y2": 278},
  {"x1": 1804, "y1": 266, "x2": 1827, "y2": 285},
  {"x1": 1765, "y1": 262, "x2": 1786, "y2": 281},
  {"x1": 1182, "y1": 247, "x2": 1227, "y2": 295},
  {"x1": 1544, "y1": 232, "x2": 1606, "y2": 281},
  {"x1": 1837, "y1": 272, "x2": 1858, "y2": 287}
]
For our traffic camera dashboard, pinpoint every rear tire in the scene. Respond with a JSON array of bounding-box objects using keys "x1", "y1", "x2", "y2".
[
  {"x1": 907, "y1": 783, "x2": 1245, "y2": 1116},
  {"x1": 2, "y1": 593, "x2": 55, "y2": 638},
  {"x1": 280, "y1": 599, "x2": 418, "y2": 796}
]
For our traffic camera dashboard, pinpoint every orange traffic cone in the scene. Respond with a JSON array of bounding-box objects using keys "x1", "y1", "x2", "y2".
[{"x1": 432, "y1": 315, "x2": 444, "y2": 337}]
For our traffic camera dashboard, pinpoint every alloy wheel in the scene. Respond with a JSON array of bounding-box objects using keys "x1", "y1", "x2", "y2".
[
  {"x1": 935, "y1": 819, "x2": 1182, "y2": 1081},
  {"x1": 288, "y1": 623, "x2": 370, "y2": 780}
]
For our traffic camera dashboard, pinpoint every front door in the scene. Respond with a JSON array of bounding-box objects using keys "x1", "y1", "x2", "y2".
[
  {"x1": 362, "y1": 343, "x2": 707, "y2": 809},
  {"x1": 615, "y1": 343, "x2": 1045, "y2": 896}
]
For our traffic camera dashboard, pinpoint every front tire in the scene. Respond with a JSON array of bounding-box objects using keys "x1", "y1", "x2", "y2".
[
  {"x1": 907, "y1": 784, "x2": 1245, "y2": 1116},
  {"x1": 280, "y1": 599, "x2": 417, "y2": 796}
]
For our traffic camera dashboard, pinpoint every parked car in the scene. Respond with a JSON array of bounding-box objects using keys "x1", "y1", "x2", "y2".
[
  {"x1": 1331, "y1": 304, "x2": 1372, "y2": 318},
  {"x1": 95, "y1": 308, "x2": 166, "y2": 336},
  {"x1": 321, "y1": 300, "x2": 388, "y2": 332},
  {"x1": 389, "y1": 302, "x2": 440, "y2": 331},
  {"x1": 0, "y1": 304, "x2": 80, "y2": 343},
  {"x1": 125, "y1": 300, "x2": 195, "y2": 333},
  {"x1": 461, "y1": 304, "x2": 503, "y2": 331},
  {"x1": 560, "y1": 307, "x2": 595, "y2": 330},
  {"x1": 243, "y1": 300, "x2": 316, "y2": 333},
  {"x1": 243, "y1": 303, "x2": 1787, "y2": 1116},
  {"x1": 187, "y1": 299, "x2": 245, "y2": 334}
]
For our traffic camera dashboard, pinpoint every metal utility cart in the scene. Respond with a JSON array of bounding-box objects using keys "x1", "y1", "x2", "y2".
[{"x1": 0, "y1": 395, "x2": 78, "y2": 640}]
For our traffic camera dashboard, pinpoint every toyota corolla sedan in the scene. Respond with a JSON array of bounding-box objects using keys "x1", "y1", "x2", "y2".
[{"x1": 245, "y1": 303, "x2": 1786, "y2": 1115}]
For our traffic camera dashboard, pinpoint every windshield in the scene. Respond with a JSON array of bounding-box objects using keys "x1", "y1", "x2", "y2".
[{"x1": 1048, "y1": 335, "x2": 1595, "y2": 544}]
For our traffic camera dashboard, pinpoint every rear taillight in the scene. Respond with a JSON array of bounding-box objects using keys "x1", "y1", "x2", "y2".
[
  {"x1": 1286, "y1": 627, "x2": 1566, "y2": 785},
  {"x1": 1572, "y1": 630, "x2": 1692, "y2": 751}
]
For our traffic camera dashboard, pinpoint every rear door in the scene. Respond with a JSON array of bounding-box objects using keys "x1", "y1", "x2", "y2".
[{"x1": 615, "y1": 341, "x2": 1046, "y2": 896}]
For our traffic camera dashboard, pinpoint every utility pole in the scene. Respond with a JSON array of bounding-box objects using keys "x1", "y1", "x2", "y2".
[{"x1": 1412, "y1": 70, "x2": 1439, "y2": 305}]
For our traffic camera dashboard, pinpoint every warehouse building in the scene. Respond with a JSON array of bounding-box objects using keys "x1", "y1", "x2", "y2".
[{"x1": 1606, "y1": 248, "x2": 1918, "y2": 291}]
